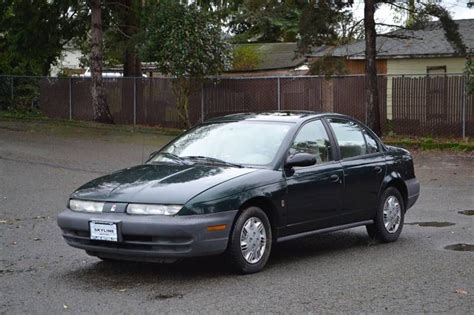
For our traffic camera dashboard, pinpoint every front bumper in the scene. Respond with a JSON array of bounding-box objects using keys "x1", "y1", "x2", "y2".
[
  {"x1": 57, "y1": 209, "x2": 238, "y2": 261},
  {"x1": 406, "y1": 178, "x2": 420, "y2": 210}
]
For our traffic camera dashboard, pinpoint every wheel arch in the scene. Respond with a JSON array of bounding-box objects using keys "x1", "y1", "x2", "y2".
[
  {"x1": 234, "y1": 196, "x2": 280, "y2": 240},
  {"x1": 381, "y1": 173, "x2": 408, "y2": 210}
]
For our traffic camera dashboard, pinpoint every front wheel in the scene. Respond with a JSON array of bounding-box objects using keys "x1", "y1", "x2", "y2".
[
  {"x1": 226, "y1": 206, "x2": 272, "y2": 274},
  {"x1": 366, "y1": 187, "x2": 405, "y2": 242}
]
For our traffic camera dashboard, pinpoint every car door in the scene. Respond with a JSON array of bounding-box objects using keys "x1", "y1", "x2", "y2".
[
  {"x1": 284, "y1": 119, "x2": 344, "y2": 234},
  {"x1": 327, "y1": 118, "x2": 386, "y2": 222}
]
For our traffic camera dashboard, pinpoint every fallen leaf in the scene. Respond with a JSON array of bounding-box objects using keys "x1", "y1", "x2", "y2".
[{"x1": 455, "y1": 289, "x2": 468, "y2": 295}]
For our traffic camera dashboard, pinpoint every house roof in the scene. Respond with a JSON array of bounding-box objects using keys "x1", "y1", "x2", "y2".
[
  {"x1": 231, "y1": 42, "x2": 305, "y2": 72},
  {"x1": 307, "y1": 19, "x2": 474, "y2": 59},
  {"x1": 105, "y1": 42, "x2": 305, "y2": 74}
]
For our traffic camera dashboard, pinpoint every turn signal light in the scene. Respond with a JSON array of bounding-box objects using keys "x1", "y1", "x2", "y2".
[{"x1": 207, "y1": 224, "x2": 227, "y2": 232}]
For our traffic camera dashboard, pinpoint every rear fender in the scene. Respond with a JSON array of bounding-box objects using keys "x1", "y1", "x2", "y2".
[{"x1": 380, "y1": 172, "x2": 408, "y2": 208}]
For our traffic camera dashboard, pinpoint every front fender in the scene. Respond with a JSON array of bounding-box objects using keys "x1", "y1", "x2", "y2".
[{"x1": 180, "y1": 178, "x2": 287, "y2": 216}]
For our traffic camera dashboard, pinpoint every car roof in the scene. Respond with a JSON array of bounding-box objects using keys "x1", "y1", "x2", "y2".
[{"x1": 204, "y1": 111, "x2": 351, "y2": 124}]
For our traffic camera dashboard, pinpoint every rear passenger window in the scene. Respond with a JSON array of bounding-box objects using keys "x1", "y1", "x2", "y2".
[
  {"x1": 290, "y1": 120, "x2": 333, "y2": 163},
  {"x1": 328, "y1": 119, "x2": 366, "y2": 159},
  {"x1": 363, "y1": 130, "x2": 379, "y2": 154}
]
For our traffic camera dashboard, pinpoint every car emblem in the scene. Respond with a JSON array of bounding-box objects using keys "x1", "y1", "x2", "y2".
[{"x1": 110, "y1": 204, "x2": 117, "y2": 212}]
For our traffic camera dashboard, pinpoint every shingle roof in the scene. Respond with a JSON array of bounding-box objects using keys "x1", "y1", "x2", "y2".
[
  {"x1": 307, "y1": 19, "x2": 474, "y2": 59},
  {"x1": 106, "y1": 43, "x2": 305, "y2": 73},
  {"x1": 231, "y1": 42, "x2": 305, "y2": 71}
]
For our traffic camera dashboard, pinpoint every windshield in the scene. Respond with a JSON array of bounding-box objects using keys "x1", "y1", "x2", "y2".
[{"x1": 151, "y1": 121, "x2": 293, "y2": 166}]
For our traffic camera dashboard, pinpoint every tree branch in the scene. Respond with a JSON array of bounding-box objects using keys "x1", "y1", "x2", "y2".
[
  {"x1": 375, "y1": 22, "x2": 410, "y2": 30},
  {"x1": 378, "y1": 33, "x2": 419, "y2": 40},
  {"x1": 380, "y1": 1, "x2": 419, "y2": 15},
  {"x1": 113, "y1": 24, "x2": 132, "y2": 39}
]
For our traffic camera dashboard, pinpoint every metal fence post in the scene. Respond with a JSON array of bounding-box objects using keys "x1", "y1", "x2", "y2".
[
  {"x1": 10, "y1": 77, "x2": 14, "y2": 103},
  {"x1": 365, "y1": 76, "x2": 368, "y2": 125},
  {"x1": 68, "y1": 77, "x2": 73, "y2": 120},
  {"x1": 133, "y1": 77, "x2": 137, "y2": 126},
  {"x1": 201, "y1": 83, "x2": 205, "y2": 122},
  {"x1": 277, "y1": 77, "x2": 281, "y2": 110},
  {"x1": 319, "y1": 78, "x2": 323, "y2": 111},
  {"x1": 462, "y1": 75, "x2": 467, "y2": 139}
]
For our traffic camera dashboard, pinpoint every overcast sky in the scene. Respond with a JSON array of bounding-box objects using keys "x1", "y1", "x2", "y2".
[{"x1": 351, "y1": 0, "x2": 474, "y2": 31}]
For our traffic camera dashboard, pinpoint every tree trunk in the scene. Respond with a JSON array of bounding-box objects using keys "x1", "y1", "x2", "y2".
[
  {"x1": 117, "y1": 0, "x2": 142, "y2": 77},
  {"x1": 364, "y1": 0, "x2": 381, "y2": 135},
  {"x1": 90, "y1": 0, "x2": 113, "y2": 123},
  {"x1": 123, "y1": 50, "x2": 142, "y2": 77},
  {"x1": 172, "y1": 77, "x2": 192, "y2": 129}
]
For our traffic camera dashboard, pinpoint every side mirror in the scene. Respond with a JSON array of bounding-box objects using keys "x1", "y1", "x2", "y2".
[{"x1": 285, "y1": 153, "x2": 316, "y2": 169}]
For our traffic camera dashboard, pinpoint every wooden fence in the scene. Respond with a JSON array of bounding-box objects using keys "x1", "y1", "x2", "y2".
[
  {"x1": 25, "y1": 75, "x2": 473, "y2": 136},
  {"x1": 392, "y1": 76, "x2": 473, "y2": 136}
]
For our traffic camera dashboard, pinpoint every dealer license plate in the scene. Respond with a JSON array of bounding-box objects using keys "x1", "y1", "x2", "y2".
[{"x1": 89, "y1": 221, "x2": 118, "y2": 242}]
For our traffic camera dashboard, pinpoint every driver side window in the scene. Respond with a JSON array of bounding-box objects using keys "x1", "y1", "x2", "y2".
[{"x1": 290, "y1": 120, "x2": 333, "y2": 163}]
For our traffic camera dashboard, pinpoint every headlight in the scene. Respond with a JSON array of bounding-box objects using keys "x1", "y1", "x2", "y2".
[
  {"x1": 69, "y1": 199, "x2": 104, "y2": 213},
  {"x1": 126, "y1": 204, "x2": 182, "y2": 215}
]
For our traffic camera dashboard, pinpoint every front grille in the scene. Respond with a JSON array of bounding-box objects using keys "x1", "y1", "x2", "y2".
[
  {"x1": 62, "y1": 229, "x2": 193, "y2": 254},
  {"x1": 64, "y1": 236, "x2": 155, "y2": 250},
  {"x1": 122, "y1": 234, "x2": 153, "y2": 242}
]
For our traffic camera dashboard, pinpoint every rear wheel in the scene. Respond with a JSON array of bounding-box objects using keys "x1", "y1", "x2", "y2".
[
  {"x1": 366, "y1": 187, "x2": 405, "y2": 242},
  {"x1": 226, "y1": 206, "x2": 272, "y2": 274}
]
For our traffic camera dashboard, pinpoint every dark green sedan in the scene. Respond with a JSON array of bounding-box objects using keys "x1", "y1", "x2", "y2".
[{"x1": 57, "y1": 112, "x2": 420, "y2": 273}]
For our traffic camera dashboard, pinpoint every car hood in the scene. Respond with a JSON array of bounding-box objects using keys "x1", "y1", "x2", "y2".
[{"x1": 71, "y1": 163, "x2": 257, "y2": 204}]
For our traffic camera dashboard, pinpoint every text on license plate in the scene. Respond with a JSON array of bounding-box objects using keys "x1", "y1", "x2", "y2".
[{"x1": 90, "y1": 221, "x2": 118, "y2": 242}]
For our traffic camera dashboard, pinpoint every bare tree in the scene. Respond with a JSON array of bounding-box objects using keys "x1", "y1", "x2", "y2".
[
  {"x1": 90, "y1": 0, "x2": 113, "y2": 123},
  {"x1": 364, "y1": 0, "x2": 381, "y2": 135}
]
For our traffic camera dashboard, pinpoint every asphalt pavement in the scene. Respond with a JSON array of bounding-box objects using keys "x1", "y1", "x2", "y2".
[{"x1": 1, "y1": 120, "x2": 473, "y2": 314}]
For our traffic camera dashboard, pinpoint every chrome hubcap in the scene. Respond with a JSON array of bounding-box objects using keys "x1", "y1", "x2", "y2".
[
  {"x1": 383, "y1": 195, "x2": 401, "y2": 233},
  {"x1": 240, "y1": 217, "x2": 266, "y2": 264}
]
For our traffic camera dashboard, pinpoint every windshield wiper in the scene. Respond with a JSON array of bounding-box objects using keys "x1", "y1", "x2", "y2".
[
  {"x1": 154, "y1": 152, "x2": 190, "y2": 165},
  {"x1": 183, "y1": 156, "x2": 243, "y2": 168}
]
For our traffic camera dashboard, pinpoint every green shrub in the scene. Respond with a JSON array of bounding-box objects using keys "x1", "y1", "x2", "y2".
[
  {"x1": 308, "y1": 55, "x2": 348, "y2": 78},
  {"x1": 232, "y1": 45, "x2": 261, "y2": 71}
]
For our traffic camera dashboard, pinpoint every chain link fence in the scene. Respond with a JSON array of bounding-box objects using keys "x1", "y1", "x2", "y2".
[{"x1": 1, "y1": 74, "x2": 472, "y2": 137}]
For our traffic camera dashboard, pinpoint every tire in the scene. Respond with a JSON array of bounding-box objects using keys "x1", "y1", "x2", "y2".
[
  {"x1": 226, "y1": 206, "x2": 272, "y2": 274},
  {"x1": 366, "y1": 187, "x2": 405, "y2": 243}
]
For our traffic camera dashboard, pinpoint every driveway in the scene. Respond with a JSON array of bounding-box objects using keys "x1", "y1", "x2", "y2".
[{"x1": 1, "y1": 120, "x2": 473, "y2": 314}]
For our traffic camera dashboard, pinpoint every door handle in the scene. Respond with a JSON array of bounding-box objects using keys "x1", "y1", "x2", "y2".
[
  {"x1": 329, "y1": 174, "x2": 340, "y2": 182},
  {"x1": 374, "y1": 166, "x2": 383, "y2": 174}
]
